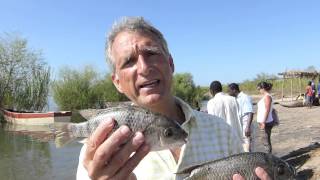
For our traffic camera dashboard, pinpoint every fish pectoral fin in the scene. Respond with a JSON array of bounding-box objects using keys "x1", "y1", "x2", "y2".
[
  {"x1": 54, "y1": 131, "x2": 76, "y2": 148},
  {"x1": 49, "y1": 123, "x2": 75, "y2": 148}
]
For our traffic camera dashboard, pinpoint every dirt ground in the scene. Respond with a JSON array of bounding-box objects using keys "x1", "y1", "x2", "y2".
[{"x1": 251, "y1": 102, "x2": 320, "y2": 180}]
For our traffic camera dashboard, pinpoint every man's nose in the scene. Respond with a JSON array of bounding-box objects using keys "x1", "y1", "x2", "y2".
[{"x1": 137, "y1": 55, "x2": 151, "y2": 75}]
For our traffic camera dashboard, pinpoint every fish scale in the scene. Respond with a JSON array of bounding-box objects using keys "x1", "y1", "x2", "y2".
[{"x1": 53, "y1": 104, "x2": 188, "y2": 151}]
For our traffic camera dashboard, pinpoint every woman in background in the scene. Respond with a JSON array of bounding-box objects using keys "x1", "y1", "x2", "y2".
[{"x1": 256, "y1": 81, "x2": 274, "y2": 153}]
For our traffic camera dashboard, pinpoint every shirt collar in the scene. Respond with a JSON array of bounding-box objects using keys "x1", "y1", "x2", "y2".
[
  {"x1": 174, "y1": 97, "x2": 198, "y2": 132},
  {"x1": 215, "y1": 92, "x2": 225, "y2": 97},
  {"x1": 237, "y1": 91, "x2": 244, "y2": 98}
]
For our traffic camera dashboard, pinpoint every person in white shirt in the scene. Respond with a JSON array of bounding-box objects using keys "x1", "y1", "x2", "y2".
[
  {"x1": 228, "y1": 83, "x2": 254, "y2": 152},
  {"x1": 207, "y1": 81, "x2": 243, "y2": 141},
  {"x1": 256, "y1": 81, "x2": 274, "y2": 153},
  {"x1": 77, "y1": 17, "x2": 271, "y2": 180}
]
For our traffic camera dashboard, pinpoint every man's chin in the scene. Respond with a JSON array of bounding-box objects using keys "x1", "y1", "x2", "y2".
[{"x1": 138, "y1": 94, "x2": 163, "y2": 107}]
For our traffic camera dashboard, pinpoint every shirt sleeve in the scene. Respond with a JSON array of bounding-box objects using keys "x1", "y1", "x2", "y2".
[{"x1": 242, "y1": 96, "x2": 253, "y2": 114}]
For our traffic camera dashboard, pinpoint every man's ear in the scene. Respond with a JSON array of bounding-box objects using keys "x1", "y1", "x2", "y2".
[
  {"x1": 111, "y1": 73, "x2": 124, "y2": 93},
  {"x1": 168, "y1": 55, "x2": 174, "y2": 73}
]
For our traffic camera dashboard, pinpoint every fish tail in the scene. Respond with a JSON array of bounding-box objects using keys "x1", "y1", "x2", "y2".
[{"x1": 49, "y1": 123, "x2": 76, "y2": 148}]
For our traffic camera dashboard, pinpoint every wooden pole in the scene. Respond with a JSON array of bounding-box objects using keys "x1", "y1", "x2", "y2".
[
  {"x1": 299, "y1": 77, "x2": 301, "y2": 96},
  {"x1": 291, "y1": 78, "x2": 293, "y2": 101},
  {"x1": 282, "y1": 77, "x2": 284, "y2": 101}
]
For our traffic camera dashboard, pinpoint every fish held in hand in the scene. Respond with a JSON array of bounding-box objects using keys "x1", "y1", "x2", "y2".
[
  {"x1": 52, "y1": 104, "x2": 188, "y2": 151},
  {"x1": 182, "y1": 152, "x2": 295, "y2": 180}
]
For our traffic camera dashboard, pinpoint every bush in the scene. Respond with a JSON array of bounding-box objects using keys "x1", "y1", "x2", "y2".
[
  {"x1": 52, "y1": 66, "x2": 127, "y2": 110},
  {"x1": 172, "y1": 73, "x2": 206, "y2": 109},
  {"x1": 0, "y1": 34, "x2": 50, "y2": 111}
]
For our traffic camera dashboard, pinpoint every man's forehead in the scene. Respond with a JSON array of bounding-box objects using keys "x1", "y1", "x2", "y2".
[{"x1": 112, "y1": 31, "x2": 161, "y2": 51}]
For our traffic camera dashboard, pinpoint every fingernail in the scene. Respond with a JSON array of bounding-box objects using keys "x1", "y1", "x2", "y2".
[
  {"x1": 120, "y1": 126, "x2": 130, "y2": 135},
  {"x1": 255, "y1": 167, "x2": 263, "y2": 173},
  {"x1": 134, "y1": 132, "x2": 144, "y2": 144},
  {"x1": 232, "y1": 174, "x2": 242, "y2": 180},
  {"x1": 102, "y1": 118, "x2": 113, "y2": 127}
]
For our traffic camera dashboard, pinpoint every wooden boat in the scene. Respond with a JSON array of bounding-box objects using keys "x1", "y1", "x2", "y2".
[
  {"x1": 1, "y1": 109, "x2": 71, "y2": 125},
  {"x1": 279, "y1": 100, "x2": 304, "y2": 108}
]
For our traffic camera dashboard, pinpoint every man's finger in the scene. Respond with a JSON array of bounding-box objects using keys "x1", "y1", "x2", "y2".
[
  {"x1": 92, "y1": 125, "x2": 132, "y2": 169},
  {"x1": 105, "y1": 132, "x2": 145, "y2": 176},
  {"x1": 114, "y1": 144, "x2": 150, "y2": 180},
  {"x1": 83, "y1": 118, "x2": 114, "y2": 165},
  {"x1": 232, "y1": 174, "x2": 244, "y2": 180},
  {"x1": 255, "y1": 167, "x2": 271, "y2": 180}
]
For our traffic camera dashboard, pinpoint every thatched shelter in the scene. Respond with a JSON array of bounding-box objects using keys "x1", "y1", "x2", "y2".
[{"x1": 278, "y1": 70, "x2": 319, "y2": 101}]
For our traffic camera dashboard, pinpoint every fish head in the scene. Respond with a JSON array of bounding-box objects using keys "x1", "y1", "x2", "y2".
[
  {"x1": 144, "y1": 115, "x2": 188, "y2": 151},
  {"x1": 268, "y1": 154, "x2": 296, "y2": 180}
]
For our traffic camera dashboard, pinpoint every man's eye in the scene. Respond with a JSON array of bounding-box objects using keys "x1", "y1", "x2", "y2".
[
  {"x1": 145, "y1": 51, "x2": 159, "y2": 57},
  {"x1": 122, "y1": 58, "x2": 135, "y2": 68}
]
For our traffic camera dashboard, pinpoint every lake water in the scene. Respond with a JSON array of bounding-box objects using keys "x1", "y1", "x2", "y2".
[{"x1": 0, "y1": 123, "x2": 83, "y2": 180}]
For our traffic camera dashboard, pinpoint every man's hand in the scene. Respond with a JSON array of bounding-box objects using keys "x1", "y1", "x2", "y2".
[
  {"x1": 259, "y1": 122, "x2": 266, "y2": 130},
  {"x1": 232, "y1": 167, "x2": 271, "y2": 180},
  {"x1": 82, "y1": 118, "x2": 150, "y2": 180},
  {"x1": 244, "y1": 126, "x2": 251, "y2": 137}
]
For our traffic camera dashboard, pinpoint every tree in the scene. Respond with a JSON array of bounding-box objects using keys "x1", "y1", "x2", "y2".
[
  {"x1": 305, "y1": 65, "x2": 317, "y2": 72},
  {"x1": 93, "y1": 75, "x2": 128, "y2": 106},
  {"x1": 52, "y1": 66, "x2": 127, "y2": 110},
  {"x1": 52, "y1": 66, "x2": 99, "y2": 110},
  {"x1": 254, "y1": 72, "x2": 279, "y2": 81},
  {"x1": 172, "y1": 73, "x2": 201, "y2": 108},
  {"x1": 0, "y1": 34, "x2": 50, "y2": 111}
]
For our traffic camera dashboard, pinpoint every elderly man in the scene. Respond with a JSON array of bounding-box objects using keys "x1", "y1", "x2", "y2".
[{"x1": 77, "y1": 17, "x2": 270, "y2": 180}]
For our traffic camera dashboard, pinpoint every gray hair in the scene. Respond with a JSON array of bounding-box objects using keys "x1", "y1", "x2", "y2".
[{"x1": 105, "y1": 17, "x2": 170, "y2": 73}]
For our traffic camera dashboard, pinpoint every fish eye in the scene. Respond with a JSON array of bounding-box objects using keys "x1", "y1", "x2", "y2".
[
  {"x1": 277, "y1": 164, "x2": 285, "y2": 175},
  {"x1": 164, "y1": 128, "x2": 173, "y2": 137}
]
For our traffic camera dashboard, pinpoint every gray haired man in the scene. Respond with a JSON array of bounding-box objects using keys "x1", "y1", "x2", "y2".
[{"x1": 77, "y1": 17, "x2": 270, "y2": 180}]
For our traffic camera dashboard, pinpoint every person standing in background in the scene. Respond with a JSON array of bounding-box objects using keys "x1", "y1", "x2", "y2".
[
  {"x1": 306, "y1": 81, "x2": 313, "y2": 108},
  {"x1": 228, "y1": 83, "x2": 254, "y2": 152},
  {"x1": 317, "y1": 79, "x2": 320, "y2": 98},
  {"x1": 256, "y1": 81, "x2": 274, "y2": 153},
  {"x1": 207, "y1": 81, "x2": 243, "y2": 141}
]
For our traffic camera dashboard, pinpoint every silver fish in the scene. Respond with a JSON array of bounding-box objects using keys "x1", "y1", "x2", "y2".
[
  {"x1": 182, "y1": 152, "x2": 296, "y2": 180},
  {"x1": 53, "y1": 104, "x2": 188, "y2": 151}
]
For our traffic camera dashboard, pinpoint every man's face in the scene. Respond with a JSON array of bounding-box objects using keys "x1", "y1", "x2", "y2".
[
  {"x1": 111, "y1": 31, "x2": 174, "y2": 107},
  {"x1": 227, "y1": 88, "x2": 236, "y2": 97}
]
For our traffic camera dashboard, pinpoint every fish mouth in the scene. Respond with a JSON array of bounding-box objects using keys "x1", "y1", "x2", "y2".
[{"x1": 139, "y1": 79, "x2": 160, "y2": 89}]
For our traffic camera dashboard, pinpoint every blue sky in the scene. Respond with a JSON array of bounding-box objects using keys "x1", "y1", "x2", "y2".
[{"x1": 1, "y1": 0, "x2": 319, "y2": 86}]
